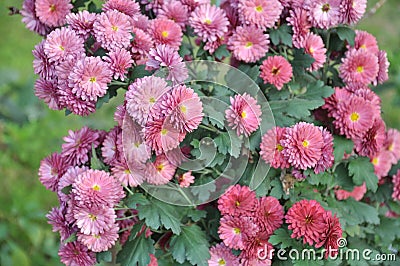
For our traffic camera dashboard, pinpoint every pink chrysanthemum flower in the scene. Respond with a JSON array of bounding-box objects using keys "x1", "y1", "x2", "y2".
[
  {"x1": 352, "y1": 87, "x2": 382, "y2": 114},
  {"x1": 208, "y1": 243, "x2": 240, "y2": 266},
  {"x1": 21, "y1": 0, "x2": 52, "y2": 36},
  {"x1": 34, "y1": 78, "x2": 62, "y2": 110},
  {"x1": 35, "y1": 0, "x2": 72, "y2": 27},
  {"x1": 238, "y1": 0, "x2": 283, "y2": 29},
  {"x1": 218, "y1": 216, "x2": 257, "y2": 250},
  {"x1": 260, "y1": 127, "x2": 290, "y2": 169},
  {"x1": 354, "y1": 118, "x2": 386, "y2": 157},
  {"x1": 140, "y1": 0, "x2": 164, "y2": 12},
  {"x1": 93, "y1": 10, "x2": 132, "y2": 51},
  {"x1": 225, "y1": 93, "x2": 262, "y2": 137},
  {"x1": 104, "y1": 49, "x2": 133, "y2": 81},
  {"x1": 74, "y1": 205, "x2": 116, "y2": 235},
  {"x1": 353, "y1": 30, "x2": 379, "y2": 55},
  {"x1": 314, "y1": 128, "x2": 334, "y2": 174},
  {"x1": 189, "y1": 4, "x2": 229, "y2": 42},
  {"x1": 130, "y1": 27, "x2": 154, "y2": 61},
  {"x1": 47, "y1": 205, "x2": 73, "y2": 241},
  {"x1": 301, "y1": 33, "x2": 327, "y2": 71},
  {"x1": 178, "y1": 171, "x2": 195, "y2": 188},
  {"x1": 281, "y1": 122, "x2": 324, "y2": 170},
  {"x1": 69, "y1": 56, "x2": 113, "y2": 101},
  {"x1": 158, "y1": 1, "x2": 189, "y2": 29},
  {"x1": 77, "y1": 224, "x2": 119, "y2": 252},
  {"x1": 39, "y1": 152, "x2": 70, "y2": 192},
  {"x1": 256, "y1": 196, "x2": 284, "y2": 234},
  {"x1": 159, "y1": 85, "x2": 204, "y2": 133},
  {"x1": 101, "y1": 126, "x2": 122, "y2": 166},
  {"x1": 385, "y1": 128, "x2": 400, "y2": 161},
  {"x1": 114, "y1": 104, "x2": 126, "y2": 127},
  {"x1": 322, "y1": 87, "x2": 352, "y2": 118},
  {"x1": 335, "y1": 183, "x2": 367, "y2": 201},
  {"x1": 44, "y1": 27, "x2": 85, "y2": 64},
  {"x1": 340, "y1": 0, "x2": 367, "y2": 25},
  {"x1": 371, "y1": 150, "x2": 394, "y2": 180},
  {"x1": 33, "y1": 40, "x2": 55, "y2": 80},
  {"x1": 144, "y1": 117, "x2": 185, "y2": 154},
  {"x1": 58, "y1": 83, "x2": 97, "y2": 116},
  {"x1": 149, "y1": 18, "x2": 183, "y2": 50},
  {"x1": 392, "y1": 170, "x2": 400, "y2": 201},
  {"x1": 61, "y1": 126, "x2": 100, "y2": 165},
  {"x1": 58, "y1": 242, "x2": 96, "y2": 266},
  {"x1": 287, "y1": 8, "x2": 312, "y2": 48},
  {"x1": 285, "y1": 199, "x2": 326, "y2": 246},
  {"x1": 339, "y1": 49, "x2": 379, "y2": 85},
  {"x1": 374, "y1": 50, "x2": 390, "y2": 85},
  {"x1": 260, "y1": 56, "x2": 293, "y2": 90},
  {"x1": 102, "y1": 0, "x2": 141, "y2": 17},
  {"x1": 228, "y1": 25, "x2": 269, "y2": 63},
  {"x1": 66, "y1": 10, "x2": 97, "y2": 40},
  {"x1": 132, "y1": 13, "x2": 150, "y2": 31},
  {"x1": 315, "y1": 211, "x2": 342, "y2": 258},
  {"x1": 125, "y1": 76, "x2": 170, "y2": 126},
  {"x1": 308, "y1": 0, "x2": 341, "y2": 29},
  {"x1": 72, "y1": 169, "x2": 125, "y2": 208},
  {"x1": 146, "y1": 44, "x2": 189, "y2": 84},
  {"x1": 145, "y1": 155, "x2": 177, "y2": 185},
  {"x1": 58, "y1": 166, "x2": 89, "y2": 202},
  {"x1": 333, "y1": 97, "x2": 375, "y2": 139},
  {"x1": 217, "y1": 184, "x2": 257, "y2": 216},
  {"x1": 112, "y1": 160, "x2": 145, "y2": 187},
  {"x1": 240, "y1": 231, "x2": 273, "y2": 264}
]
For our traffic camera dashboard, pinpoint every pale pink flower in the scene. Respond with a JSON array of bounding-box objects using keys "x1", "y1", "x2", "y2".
[
  {"x1": 178, "y1": 171, "x2": 195, "y2": 187},
  {"x1": 112, "y1": 160, "x2": 145, "y2": 187},
  {"x1": 77, "y1": 224, "x2": 119, "y2": 252},
  {"x1": 158, "y1": 1, "x2": 189, "y2": 29},
  {"x1": 218, "y1": 216, "x2": 257, "y2": 250},
  {"x1": 385, "y1": 128, "x2": 400, "y2": 161},
  {"x1": 260, "y1": 127, "x2": 290, "y2": 169},
  {"x1": 104, "y1": 49, "x2": 133, "y2": 81},
  {"x1": 340, "y1": 0, "x2": 367, "y2": 25},
  {"x1": 58, "y1": 166, "x2": 89, "y2": 202},
  {"x1": 33, "y1": 40, "x2": 55, "y2": 79},
  {"x1": 301, "y1": 33, "x2": 327, "y2": 71},
  {"x1": 101, "y1": 126, "x2": 122, "y2": 166},
  {"x1": 287, "y1": 8, "x2": 312, "y2": 48},
  {"x1": 314, "y1": 127, "x2": 334, "y2": 174},
  {"x1": 353, "y1": 30, "x2": 379, "y2": 55},
  {"x1": 374, "y1": 50, "x2": 390, "y2": 85},
  {"x1": 225, "y1": 93, "x2": 262, "y2": 137},
  {"x1": 228, "y1": 25, "x2": 269, "y2": 63},
  {"x1": 335, "y1": 183, "x2": 367, "y2": 201},
  {"x1": 21, "y1": 0, "x2": 52, "y2": 36},
  {"x1": 308, "y1": 0, "x2": 341, "y2": 29},
  {"x1": 66, "y1": 11, "x2": 97, "y2": 40},
  {"x1": 371, "y1": 150, "x2": 394, "y2": 180},
  {"x1": 340, "y1": 49, "x2": 379, "y2": 85},
  {"x1": 130, "y1": 27, "x2": 154, "y2": 60},
  {"x1": 145, "y1": 155, "x2": 177, "y2": 185},
  {"x1": 208, "y1": 243, "x2": 240, "y2": 266},
  {"x1": 102, "y1": 0, "x2": 141, "y2": 17},
  {"x1": 238, "y1": 0, "x2": 283, "y2": 29},
  {"x1": 35, "y1": 0, "x2": 72, "y2": 27},
  {"x1": 58, "y1": 83, "x2": 97, "y2": 116},
  {"x1": 74, "y1": 205, "x2": 116, "y2": 235},
  {"x1": 260, "y1": 55, "x2": 293, "y2": 90}
]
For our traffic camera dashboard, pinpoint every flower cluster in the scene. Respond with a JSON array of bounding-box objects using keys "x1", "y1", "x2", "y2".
[{"x1": 260, "y1": 122, "x2": 334, "y2": 174}]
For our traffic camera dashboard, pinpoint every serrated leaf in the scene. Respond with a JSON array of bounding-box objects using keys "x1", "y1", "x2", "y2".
[
  {"x1": 213, "y1": 132, "x2": 243, "y2": 158},
  {"x1": 90, "y1": 145, "x2": 106, "y2": 170},
  {"x1": 116, "y1": 234, "x2": 154, "y2": 266},
  {"x1": 214, "y1": 44, "x2": 230, "y2": 60},
  {"x1": 348, "y1": 157, "x2": 378, "y2": 192},
  {"x1": 96, "y1": 251, "x2": 112, "y2": 263},
  {"x1": 63, "y1": 232, "x2": 76, "y2": 244},
  {"x1": 186, "y1": 208, "x2": 207, "y2": 222},
  {"x1": 291, "y1": 49, "x2": 315, "y2": 76},
  {"x1": 137, "y1": 198, "x2": 182, "y2": 235},
  {"x1": 128, "y1": 220, "x2": 146, "y2": 241},
  {"x1": 61, "y1": 185, "x2": 72, "y2": 195},
  {"x1": 237, "y1": 64, "x2": 260, "y2": 82},
  {"x1": 124, "y1": 193, "x2": 150, "y2": 209},
  {"x1": 269, "y1": 228, "x2": 302, "y2": 250},
  {"x1": 336, "y1": 26, "x2": 356, "y2": 46},
  {"x1": 333, "y1": 136, "x2": 354, "y2": 162},
  {"x1": 334, "y1": 163, "x2": 355, "y2": 191},
  {"x1": 343, "y1": 198, "x2": 380, "y2": 225},
  {"x1": 270, "y1": 178, "x2": 284, "y2": 199},
  {"x1": 130, "y1": 65, "x2": 151, "y2": 81},
  {"x1": 269, "y1": 24, "x2": 293, "y2": 47},
  {"x1": 170, "y1": 225, "x2": 210, "y2": 266}
]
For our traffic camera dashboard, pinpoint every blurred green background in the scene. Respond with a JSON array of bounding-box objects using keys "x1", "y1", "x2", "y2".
[{"x1": 1, "y1": 0, "x2": 400, "y2": 265}]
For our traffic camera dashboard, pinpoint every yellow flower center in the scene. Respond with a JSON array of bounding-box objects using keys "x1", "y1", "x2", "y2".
[
  {"x1": 235, "y1": 200, "x2": 240, "y2": 207},
  {"x1": 161, "y1": 31, "x2": 169, "y2": 38},
  {"x1": 271, "y1": 67, "x2": 280, "y2": 75},
  {"x1": 388, "y1": 144, "x2": 394, "y2": 151},
  {"x1": 356, "y1": 66, "x2": 364, "y2": 73},
  {"x1": 245, "y1": 42, "x2": 253, "y2": 48},
  {"x1": 161, "y1": 128, "x2": 168, "y2": 135},
  {"x1": 360, "y1": 44, "x2": 367, "y2": 49},
  {"x1": 92, "y1": 184, "x2": 100, "y2": 191},
  {"x1": 124, "y1": 169, "x2": 131, "y2": 174},
  {"x1": 322, "y1": 3, "x2": 330, "y2": 12},
  {"x1": 350, "y1": 112, "x2": 360, "y2": 122},
  {"x1": 277, "y1": 144, "x2": 284, "y2": 152},
  {"x1": 149, "y1": 97, "x2": 156, "y2": 103},
  {"x1": 180, "y1": 105, "x2": 187, "y2": 113},
  {"x1": 111, "y1": 25, "x2": 118, "y2": 32},
  {"x1": 88, "y1": 214, "x2": 97, "y2": 221},
  {"x1": 156, "y1": 164, "x2": 164, "y2": 172},
  {"x1": 305, "y1": 215, "x2": 313, "y2": 224},
  {"x1": 233, "y1": 227, "x2": 241, "y2": 234},
  {"x1": 309, "y1": 47, "x2": 315, "y2": 54},
  {"x1": 302, "y1": 140, "x2": 309, "y2": 148},
  {"x1": 59, "y1": 45, "x2": 65, "y2": 51},
  {"x1": 93, "y1": 234, "x2": 101, "y2": 239},
  {"x1": 372, "y1": 157, "x2": 379, "y2": 165},
  {"x1": 134, "y1": 142, "x2": 141, "y2": 148},
  {"x1": 241, "y1": 111, "x2": 247, "y2": 119},
  {"x1": 49, "y1": 4, "x2": 56, "y2": 12},
  {"x1": 204, "y1": 19, "x2": 212, "y2": 25},
  {"x1": 255, "y1": 5, "x2": 263, "y2": 12},
  {"x1": 89, "y1": 77, "x2": 96, "y2": 83},
  {"x1": 218, "y1": 258, "x2": 226, "y2": 265}
]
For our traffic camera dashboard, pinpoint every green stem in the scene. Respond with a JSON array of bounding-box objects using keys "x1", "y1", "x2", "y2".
[
  {"x1": 122, "y1": 184, "x2": 134, "y2": 195},
  {"x1": 198, "y1": 124, "x2": 220, "y2": 133}
]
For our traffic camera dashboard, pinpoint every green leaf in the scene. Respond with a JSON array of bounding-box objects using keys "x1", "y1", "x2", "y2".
[
  {"x1": 128, "y1": 220, "x2": 146, "y2": 241},
  {"x1": 130, "y1": 65, "x2": 151, "y2": 81},
  {"x1": 291, "y1": 49, "x2": 315, "y2": 76},
  {"x1": 124, "y1": 193, "x2": 150, "y2": 209},
  {"x1": 87, "y1": 1, "x2": 98, "y2": 13},
  {"x1": 116, "y1": 234, "x2": 154, "y2": 266},
  {"x1": 72, "y1": 0, "x2": 89, "y2": 9},
  {"x1": 63, "y1": 232, "x2": 77, "y2": 244},
  {"x1": 270, "y1": 178, "x2": 284, "y2": 199},
  {"x1": 61, "y1": 185, "x2": 72, "y2": 195},
  {"x1": 186, "y1": 208, "x2": 207, "y2": 222},
  {"x1": 269, "y1": 24, "x2": 293, "y2": 47},
  {"x1": 214, "y1": 44, "x2": 230, "y2": 60},
  {"x1": 342, "y1": 198, "x2": 380, "y2": 225},
  {"x1": 336, "y1": 26, "x2": 356, "y2": 46},
  {"x1": 375, "y1": 217, "x2": 400, "y2": 245},
  {"x1": 90, "y1": 146, "x2": 106, "y2": 170},
  {"x1": 348, "y1": 157, "x2": 378, "y2": 192},
  {"x1": 334, "y1": 163, "x2": 355, "y2": 191},
  {"x1": 333, "y1": 136, "x2": 354, "y2": 162},
  {"x1": 237, "y1": 64, "x2": 260, "y2": 82},
  {"x1": 170, "y1": 225, "x2": 210, "y2": 266},
  {"x1": 137, "y1": 198, "x2": 183, "y2": 235},
  {"x1": 213, "y1": 132, "x2": 243, "y2": 158},
  {"x1": 96, "y1": 251, "x2": 112, "y2": 263},
  {"x1": 269, "y1": 228, "x2": 303, "y2": 250}
]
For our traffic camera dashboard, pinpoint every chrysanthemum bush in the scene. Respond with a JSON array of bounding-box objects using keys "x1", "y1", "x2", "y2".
[{"x1": 17, "y1": 0, "x2": 400, "y2": 265}]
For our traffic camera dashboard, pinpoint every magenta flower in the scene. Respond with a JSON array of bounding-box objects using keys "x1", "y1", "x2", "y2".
[
  {"x1": 130, "y1": 27, "x2": 154, "y2": 60},
  {"x1": 392, "y1": 170, "x2": 400, "y2": 201},
  {"x1": 35, "y1": 0, "x2": 72, "y2": 27},
  {"x1": 77, "y1": 224, "x2": 119, "y2": 252},
  {"x1": 58, "y1": 83, "x2": 97, "y2": 116},
  {"x1": 158, "y1": 1, "x2": 189, "y2": 29},
  {"x1": 301, "y1": 33, "x2": 327, "y2": 71},
  {"x1": 189, "y1": 4, "x2": 229, "y2": 42},
  {"x1": 39, "y1": 152, "x2": 70, "y2": 192},
  {"x1": 260, "y1": 55, "x2": 293, "y2": 90},
  {"x1": 208, "y1": 243, "x2": 240, "y2": 266},
  {"x1": 314, "y1": 127, "x2": 335, "y2": 174},
  {"x1": 103, "y1": 49, "x2": 133, "y2": 81},
  {"x1": 225, "y1": 93, "x2": 262, "y2": 137},
  {"x1": 354, "y1": 118, "x2": 386, "y2": 157},
  {"x1": 61, "y1": 126, "x2": 100, "y2": 165},
  {"x1": 239, "y1": 231, "x2": 273, "y2": 264},
  {"x1": 44, "y1": 27, "x2": 85, "y2": 64},
  {"x1": 340, "y1": 0, "x2": 367, "y2": 25},
  {"x1": 287, "y1": 8, "x2": 312, "y2": 48},
  {"x1": 228, "y1": 25, "x2": 269, "y2": 63},
  {"x1": 145, "y1": 155, "x2": 177, "y2": 185},
  {"x1": 72, "y1": 169, "x2": 125, "y2": 208},
  {"x1": 217, "y1": 184, "x2": 257, "y2": 216},
  {"x1": 33, "y1": 40, "x2": 55, "y2": 80},
  {"x1": 69, "y1": 56, "x2": 113, "y2": 101},
  {"x1": 149, "y1": 18, "x2": 183, "y2": 50},
  {"x1": 21, "y1": 0, "x2": 52, "y2": 36},
  {"x1": 339, "y1": 49, "x2": 379, "y2": 85},
  {"x1": 238, "y1": 0, "x2": 283, "y2": 29},
  {"x1": 101, "y1": 126, "x2": 122, "y2": 166},
  {"x1": 125, "y1": 76, "x2": 171, "y2": 126},
  {"x1": 260, "y1": 127, "x2": 290, "y2": 169},
  {"x1": 256, "y1": 196, "x2": 284, "y2": 234},
  {"x1": 374, "y1": 50, "x2": 390, "y2": 85},
  {"x1": 308, "y1": 0, "x2": 341, "y2": 29},
  {"x1": 102, "y1": 0, "x2": 141, "y2": 17},
  {"x1": 316, "y1": 211, "x2": 343, "y2": 257},
  {"x1": 74, "y1": 205, "x2": 116, "y2": 235},
  {"x1": 34, "y1": 78, "x2": 62, "y2": 110},
  {"x1": 93, "y1": 10, "x2": 132, "y2": 51},
  {"x1": 66, "y1": 10, "x2": 97, "y2": 40},
  {"x1": 281, "y1": 122, "x2": 324, "y2": 170},
  {"x1": 218, "y1": 216, "x2": 257, "y2": 250},
  {"x1": 46, "y1": 205, "x2": 73, "y2": 241},
  {"x1": 58, "y1": 242, "x2": 96, "y2": 266}
]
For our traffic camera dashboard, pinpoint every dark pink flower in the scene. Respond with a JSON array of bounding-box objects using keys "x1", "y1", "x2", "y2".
[
  {"x1": 371, "y1": 150, "x2": 394, "y2": 180},
  {"x1": 238, "y1": 0, "x2": 283, "y2": 29},
  {"x1": 104, "y1": 49, "x2": 133, "y2": 81},
  {"x1": 374, "y1": 50, "x2": 390, "y2": 85},
  {"x1": 66, "y1": 10, "x2": 97, "y2": 39},
  {"x1": 33, "y1": 40, "x2": 55, "y2": 80},
  {"x1": 145, "y1": 155, "x2": 177, "y2": 185},
  {"x1": 101, "y1": 126, "x2": 122, "y2": 166},
  {"x1": 354, "y1": 118, "x2": 386, "y2": 157},
  {"x1": 260, "y1": 127, "x2": 290, "y2": 169},
  {"x1": 58, "y1": 83, "x2": 97, "y2": 116},
  {"x1": 34, "y1": 78, "x2": 62, "y2": 110},
  {"x1": 315, "y1": 211, "x2": 342, "y2": 258},
  {"x1": 385, "y1": 128, "x2": 400, "y2": 161},
  {"x1": 256, "y1": 196, "x2": 284, "y2": 234},
  {"x1": 287, "y1": 8, "x2": 312, "y2": 48},
  {"x1": 301, "y1": 33, "x2": 327, "y2": 71},
  {"x1": 21, "y1": 0, "x2": 52, "y2": 36},
  {"x1": 178, "y1": 171, "x2": 195, "y2": 188},
  {"x1": 58, "y1": 242, "x2": 96, "y2": 266},
  {"x1": 46, "y1": 205, "x2": 73, "y2": 241},
  {"x1": 130, "y1": 27, "x2": 154, "y2": 60},
  {"x1": 217, "y1": 184, "x2": 257, "y2": 216},
  {"x1": 35, "y1": 0, "x2": 72, "y2": 27},
  {"x1": 260, "y1": 56, "x2": 293, "y2": 90},
  {"x1": 218, "y1": 216, "x2": 257, "y2": 250},
  {"x1": 392, "y1": 170, "x2": 400, "y2": 201},
  {"x1": 39, "y1": 152, "x2": 70, "y2": 192},
  {"x1": 74, "y1": 205, "x2": 116, "y2": 235},
  {"x1": 158, "y1": 1, "x2": 189, "y2": 29},
  {"x1": 314, "y1": 127, "x2": 334, "y2": 174},
  {"x1": 340, "y1": 49, "x2": 379, "y2": 85}
]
